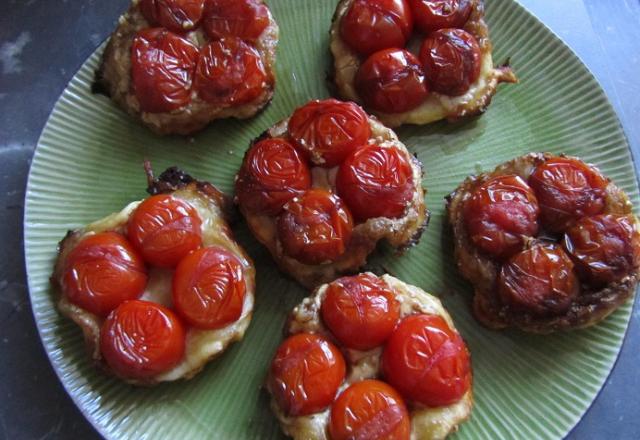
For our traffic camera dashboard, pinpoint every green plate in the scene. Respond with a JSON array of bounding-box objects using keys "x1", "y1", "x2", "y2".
[{"x1": 24, "y1": 0, "x2": 639, "y2": 438}]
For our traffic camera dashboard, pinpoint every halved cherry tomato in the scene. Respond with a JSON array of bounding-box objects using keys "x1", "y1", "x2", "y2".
[
  {"x1": 202, "y1": 0, "x2": 270, "y2": 41},
  {"x1": 288, "y1": 99, "x2": 371, "y2": 167},
  {"x1": 329, "y1": 380, "x2": 411, "y2": 440},
  {"x1": 336, "y1": 144, "x2": 414, "y2": 221},
  {"x1": 277, "y1": 189, "x2": 354, "y2": 265},
  {"x1": 408, "y1": 0, "x2": 472, "y2": 34},
  {"x1": 420, "y1": 28, "x2": 481, "y2": 96},
  {"x1": 356, "y1": 49, "x2": 429, "y2": 113},
  {"x1": 235, "y1": 138, "x2": 312, "y2": 215},
  {"x1": 131, "y1": 28, "x2": 199, "y2": 113},
  {"x1": 269, "y1": 333, "x2": 346, "y2": 416},
  {"x1": 172, "y1": 246, "x2": 246, "y2": 329},
  {"x1": 382, "y1": 314, "x2": 471, "y2": 407},
  {"x1": 139, "y1": 0, "x2": 205, "y2": 32},
  {"x1": 100, "y1": 300, "x2": 185, "y2": 380},
  {"x1": 62, "y1": 232, "x2": 147, "y2": 317},
  {"x1": 340, "y1": 0, "x2": 413, "y2": 56},
  {"x1": 464, "y1": 175, "x2": 539, "y2": 260}
]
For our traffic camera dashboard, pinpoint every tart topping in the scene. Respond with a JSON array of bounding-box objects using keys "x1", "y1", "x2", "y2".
[
  {"x1": 139, "y1": 0, "x2": 205, "y2": 32},
  {"x1": 202, "y1": 0, "x2": 270, "y2": 41},
  {"x1": 408, "y1": 0, "x2": 472, "y2": 34}
]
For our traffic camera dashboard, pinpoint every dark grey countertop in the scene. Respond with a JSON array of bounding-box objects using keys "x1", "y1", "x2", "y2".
[{"x1": 1, "y1": 0, "x2": 639, "y2": 438}]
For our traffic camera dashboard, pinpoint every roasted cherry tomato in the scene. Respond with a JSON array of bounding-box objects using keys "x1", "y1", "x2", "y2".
[
  {"x1": 329, "y1": 380, "x2": 411, "y2": 440},
  {"x1": 100, "y1": 300, "x2": 185, "y2": 380},
  {"x1": 498, "y1": 242, "x2": 578, "y2": 316},
  {"x1": 356, "y1": 49, "x2": 429, "y2": 113},
  {"x1": 529, "y1": 158, "x2": 608, "y2": 233},
  {"x1": 127, "y1": 194, "x2": 202, "y2": 268},
  {"x1": 321, "y1": 273, "x2": 400, "y2": 350},
  {"x1": 288, "y1": 99, "x2": 371, "y2": 167},
  {"x1": 420, "y1": 28, "x2": 481, "y2": 96},
  {"x1": 336, "y1": 144, "x2": 414, "y2": 221},
  {"x1": 62, "y1": 232, "x2": 147, "y2": 317},
  {"x1": 408, "y1": 0, "x2": 472, "y2": 34},
  {"x1": 139, "y1": 0, "x2": 205, "y2": 32},
  {"x1": 172, "y1": 246, "x2": 246, "y2": 329},
  {"x1": 269, "y1": 333, "x2": 346, "y2": 416},
  {"x1": 563, "y1": 214, "x2": 640, "y2": 286},
  {"x1": 194, "y1": 37, "x2": 268, "y2": 106},
  {"x1": 464, "y1": 175, "x2": 540, "y2": 260},
  {"x1": 382, "y1": 314, "x2": 471, "y2": 407},
  {"x1": 235, "y1": 138, "x2": 312, "y2": 215},
  {"x1": 202, "y1": 0, "x2": 270, "y2": 41},
  {"x1": 131, "y1": 28, "x2": 199, "y2": 113},
  {"x1": 340, "y1": 0, "x2": 414, "y2": 56},
  {"x1": 278, "y1": 189, "x2": 354, "y2": 265}
]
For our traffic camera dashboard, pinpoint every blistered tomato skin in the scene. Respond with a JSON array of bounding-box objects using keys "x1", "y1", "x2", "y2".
[
  {"x1": 408, "y1": 0, "x2": 472, "y2": 33},
  {"x1": 139, "y1": 0, "x2": 205, "y2": 32},
  {"x1": 288, "y1": 99, "x2": 371, "y2": 167},
  {"x1": 269, "y1": 333, "x2": 346, "y2": 416},
  {"x1": 329, "y1": 380, "x2": 411, "y2": 440},
  {"x1": 63, "y1": 232, "x2": 148, "y2": 317},
  {"x1": 336, "y1": 144, "x2": 414, "y2": 221},
  {"x1": 202, "y1": 0, "x2": 270, "y2": 41}
]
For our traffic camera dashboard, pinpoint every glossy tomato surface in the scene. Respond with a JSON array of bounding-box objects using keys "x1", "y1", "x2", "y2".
[
  {"x1": 202, "y1": 0, "x2": 270, "y2": 41},
  {"x1": 139, "y1": 0, "x2": 205, "y2": 32},
  {"x1": 408, "y1": 0, "x2": 472, "y2": 33}
]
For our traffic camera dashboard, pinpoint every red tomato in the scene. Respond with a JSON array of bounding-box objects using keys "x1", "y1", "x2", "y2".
[
  {"x1": 139, "y1": 0, "x2": 205, "y2": 32},
  {"x1": 235, "y1": 138, "x2": 312, "y2": 215},
  {"x1": 269, "y1": 333, "x2": 346, "y2": 416},
  {"x1": 100, "y1": 300, "x2": 185, "y2": 380},
  {"x1": 340, "y1": 0, "x2": 413, "y2": 56},
  {"x1": 277, "y1": 189, "x2": 354, "y2": 265},
  {"x1": 131, "y1": 28, "x2": 199, "y2": 113},
  {"x1": 529, "y1": 158, "x2": 608, "y2": 233},
  {"x1": 202, "y1": 0, "x2": 270, "y2": 41},
  {"x1": 356, "y1": 49, "x2": 429, "y2": 113},
  {"x1": 194, "y1": 37, "x2": 268, "y2": 106},
  {"x1": 420, "y1": 28, "x2": 481, "y2": 96},
  {"x1": 463, "y1": 175, "x2": 540, "y2": 260},
  {"x1": 288, "y1": 99, "x2": 371, "y2": 168},
  {"x1": 172, "y1": 246, "x2": 246, "y2": 329},
  {"x1": 336, "y1": 144, "x2": 414, "y2": 221},
  {"x1": 62, "y1": 232, "x2": 147, "y2": 317},
  {"x1": 382, "y1": 314, "x2": 471, "y2": 407},
  {"x1": 329, "y1": 380, "x2": 411, "y2": 440},
  {"x1": 408, "y1": 0, "x2": 472, "y2": 33}
]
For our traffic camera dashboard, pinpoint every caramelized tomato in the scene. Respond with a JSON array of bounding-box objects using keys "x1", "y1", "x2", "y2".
[
  {"x1": 382, "y1": 314, "x2": 471, "y2": 407},
  {"x1": 140, "y1": 0, "x2": 205, "y2": 32},
  {"x1": 202, "y1": 0, "x2": 270, "y2": 41},
  {"x1": 321, "y1": 273, "x2": 400, "y2": 350},
  {"x1": 278, "y1": 189, "x2": 354, "y2": 265},
  {"x1": 63, "y1": 232, "x2": 147, "y2": 317},
  {"x1": 172, "y1": 246, "x2": 246, "y2": 329},
  {"x1": 269, "y1": 333, "x2": 346, "y2": 416},
  {"x1": 356, "y1": 49, "x2": 429, "y2": 113},
  {"x1": 131, "y1": 28, "x2": 199, "y2": 113},
  {"x1": 329, "y1": 380, "x2": 411, "y2": 440},
  {"x1": 408, "y1": 0, "x2": 472, "y2": 33},
  {"x1": 336, "y1": 144, "x2": 414, "y2": 221},
  {"x1": 288, "y1": 99, "x2": 371, "y2": 167}
]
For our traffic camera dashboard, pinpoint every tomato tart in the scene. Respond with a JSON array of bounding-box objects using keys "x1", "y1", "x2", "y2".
[
  {"x1": 330, "y1": 0, "x2": 517, "y2": 127},
  {"x1": 96, "y1": 0, "x2": 278, "y2": 135},
  {"x1": 447, "y1": 153, "x2": 640, "y2": 333},
  {"x1": 266, "y1": 273, "x2": 473, "y2": 439},
  {"x1": 51, "y1": 165, "x2": 255, "y2": 384},
  {"x1": 234, "y1": 98, "x2": 428, "y2": 288}
]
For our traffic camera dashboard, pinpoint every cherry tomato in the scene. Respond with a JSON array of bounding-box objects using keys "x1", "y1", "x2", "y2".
[
  {"x1": 336, "y1": 144, "x2": 414, "y2": 221},
  {"x1": 321, "y1": 273, "x2": 400, "y2": 350},
  {"x1": 172, "y1": 246, "x2": 246, "y2": 329},
  {"x1": 382, "y1": 314, "x2": 471, "y2": 407},
  {"x1": 202, "y1": 0, "x2": 270, "y2": 41},
  {"x1": 356, "y1": 49, "x2": 429, "y2": 113},
  {"x1": 139, "y1": 0, "x2": 205, "y2": 32},
  {"x1": 340, "y1": 0, "x2": 414, "y2": 56},
  {"x1": 278, "y1": 189, "x2": 354, "y2": 265},
  {"x1": 235, "y1": 138, "x2": 312, "y2": 215},
  {"x1": 288, "y1": 99, "x2": 371, "y2": 168},
  {"x1": 62, "y1": 232, "x2": 147, "y2": 317},
  {"x1": 269, "y1": 333, "x2": 346, "y2": 416},
  {"x1": 563, "y1": 214, "x2": 640, "y2": 286},
  {"x1": 194, "y1": 37, "x2": 268, "y2": 106},
  {"x1": 498, "y1": 242, "x2": 578, "y2": 316},
  {"x1": 420, "y1": 28, "x2": 481, "y2": 96},
  {"x1": 131, "y1": 28, "x2": 199, "y2": 113},
  {"x1": 100, "y1": 300, "x2": 185, "y2": 380},
  {"x1": 329, "y1": 380, "x2": 411, "y2": 440},
  {"x1": 529, "y1": 158, "x2": 608, "y2": 233},
  {"x1": 408, "y1": 0, "x2": 472, "y2": 34},
  {"x1": 463, "y1": 175, "x2": 540, "y2": 260}
]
